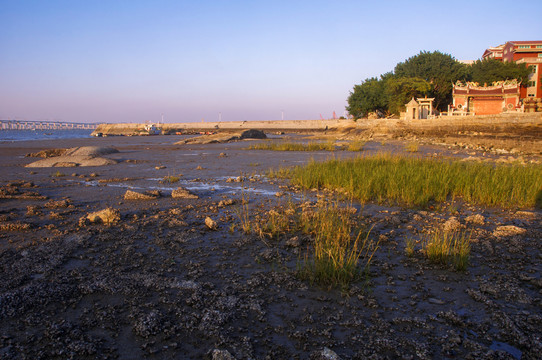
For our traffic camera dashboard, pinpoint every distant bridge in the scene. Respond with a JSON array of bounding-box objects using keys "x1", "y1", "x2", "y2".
[{"x1": 0, "y1": 120, "x2": 100, "y2": 130}]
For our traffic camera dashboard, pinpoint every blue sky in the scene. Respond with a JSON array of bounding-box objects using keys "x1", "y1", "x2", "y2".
[{"x1": 1, "y1": 0, "x2": 541, "y2": 123}]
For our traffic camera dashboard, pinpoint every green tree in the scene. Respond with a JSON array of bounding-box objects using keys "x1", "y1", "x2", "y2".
[
  {"x1": 394, "y1": 51, "x2": 468, "y2": 111},
  {"x1": 467, "y1": 59, "x2": 531, "y2": 85},
  {"x1": 346, "y1": 76, "x2": 388, "y2": 118},
  {"x1": 385, "y1": 77, "x2": 431, "y2": 115}
]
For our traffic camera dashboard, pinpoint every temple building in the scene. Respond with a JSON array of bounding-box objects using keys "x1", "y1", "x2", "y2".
[{"x1": 451, "y1": 80, "x2": 521, "y2": 115}]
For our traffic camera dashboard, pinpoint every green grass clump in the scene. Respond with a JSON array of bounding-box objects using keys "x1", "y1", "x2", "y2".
[
  {"x1": 248, "y1": 141, "x2": 336, "y2": 151},
  {"x1": 271, "y1": 154, "x2": 542, "y2": 208},
  {"x1": 347, "y1": 140, "x2": 366, "y2": 152},
  {"x1": 237, "y1": 197, "x2": 379, "y2": 289},
  {"x1": 162, "y1": 175, "x2": 181, "y2": 183},
  {"x1": 405, "y1": 142, "x2": 419, "y2": 152},
  {"x1": 297, "y1": 201, "x2": 378, "y2": 289},
  {"x1": 422, "y1": 230, "x2": 471, "y2": 271},
  {"x1": 51, "y1": 171, "x2": 66, "y2": 178}
]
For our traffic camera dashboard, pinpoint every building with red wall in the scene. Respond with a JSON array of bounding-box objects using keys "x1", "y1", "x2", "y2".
[
  {"x1": 484, "y1": 41, "x2": 542, "y2": 99},
  {"x1": 451, "y1": 81, "x2": 521, "y2": 115}
]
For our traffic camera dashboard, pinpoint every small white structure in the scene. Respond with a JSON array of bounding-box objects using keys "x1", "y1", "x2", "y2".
[{"x1": 403, "y1": 97, "x2": 435, "y2": 120}]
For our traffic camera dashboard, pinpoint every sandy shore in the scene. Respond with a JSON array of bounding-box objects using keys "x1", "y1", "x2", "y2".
[{"x1": 0, "y1": 134, "x2": 541, "y2": 359}]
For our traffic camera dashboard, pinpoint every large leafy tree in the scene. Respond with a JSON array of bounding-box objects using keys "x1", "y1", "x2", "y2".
[
  {"x1": 346, "y1": 76, "x2": 389, "y2": 118},
  {"x1": 385, "y1": 77, "x2": 431, "y2": 115},
  {"x1": 394, "y1": 51, "x2": 468, "y2": 111},
  {"x1": 467, "y1": 59, "x2": 531, "y2": 85}
]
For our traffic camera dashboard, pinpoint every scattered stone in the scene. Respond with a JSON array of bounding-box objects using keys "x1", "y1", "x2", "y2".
[
  {"x1": 513, "y1": 211, "x2": 538, "y2": 219},
  {"x1": 443, "y1": 217, "x2": 462, "y2": 232},
  {"x1": 465, "y1": 214, "x2": 485, "y2": 225},
  {"x1": 286, "y1": 236, "x2": 301, "y2": 248},
  {"x1": 211, "y1": 349, "x2": 236, "y2": 360},
  {"x1": 44, "y1": 199, "x2": 71, "y2": 209},
  {"x1": 493, "y1": 225, "x2": 527, "y2": 237},
  {"x1": 171, "y1": 187, "x2": 198, "y2": 199},
  {"x1": 0, "y1": 222, "x2": 32, "y2": 231},
  {"x1": 124, "y1": 190, "x2": 159, "y2": 200},
  {"x1": 205, "y1": 216, "x2": 218, "y2": 230},
  {"x1": 218, "y1": 199, "x2": 235, "y2": 207},
  {"x1": 312, "y1": 347, "x2": 341, "y2": 360},
  {"x1": 81, "y1": 208, "x2": 120, "y2": 226}
]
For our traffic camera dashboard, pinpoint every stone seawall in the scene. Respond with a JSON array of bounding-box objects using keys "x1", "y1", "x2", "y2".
[
  {"x1": 92, "y1": 113, "x2": 542, "y2": 136},
  {"x1": 92, "y1": 119, "x2": 345, "y2": 136}
]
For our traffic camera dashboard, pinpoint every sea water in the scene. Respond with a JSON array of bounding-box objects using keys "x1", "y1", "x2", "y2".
[{"x1": 0, "y1": 129, "x2": 93, "y2": 142}]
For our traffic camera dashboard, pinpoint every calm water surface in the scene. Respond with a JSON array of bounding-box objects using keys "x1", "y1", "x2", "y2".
[{"x1": 0, "y1": 129, "x2": 93, "y2": 142}]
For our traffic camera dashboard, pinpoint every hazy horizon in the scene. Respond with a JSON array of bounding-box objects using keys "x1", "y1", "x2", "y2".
[{"x1": 1, "y1": 0, "x2": 541, "y2": 124}]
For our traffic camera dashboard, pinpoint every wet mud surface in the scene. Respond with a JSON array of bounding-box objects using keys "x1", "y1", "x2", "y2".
[{"x1": 0, "y1": 135, "x2": 541, "y2": 359}]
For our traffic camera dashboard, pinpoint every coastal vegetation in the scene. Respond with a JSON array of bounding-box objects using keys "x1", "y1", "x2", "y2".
[
  {"x1": 270, "y1": 154, "x2": 542, "y2": 208},
  {"x1": 247, "y1": 140, "x2": 366, "y2": 152},
  {"x1": 247, "y1": 141, "x2": 337, "y2": 151},
  {"x1": 422, "y1": 229, "x2": 471, "y2": 271},
  {"x1": 237, "y1": 198, "x2": 378, "y2": 288}
]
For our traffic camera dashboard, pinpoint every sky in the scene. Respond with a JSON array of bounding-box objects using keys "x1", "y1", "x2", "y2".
[{"x1": 1, "y1": 0, "x2": 541, "y2": 123}]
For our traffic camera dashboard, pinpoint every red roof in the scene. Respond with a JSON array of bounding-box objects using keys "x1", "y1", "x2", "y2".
[{"x1": 508, "y1": 40, "x2": 542, "y2": 45}]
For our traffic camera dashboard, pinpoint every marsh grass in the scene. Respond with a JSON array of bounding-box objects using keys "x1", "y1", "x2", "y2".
[
  {"x1": 247, "y1": 141, "x2": 337, "y2": 151},
  {"x1": 405, "y1": 142, "x2": 419, "y2": 152},
  {"x1": 238, "y1": 196, "x2": 379, "y2": 288},
  {"x1": 248, "y1": 140, "x2": 367, "y2": 152},
  {"x1": 51, "y1": 171, "x2": 66, "y2": 178},
  {"x1": 161, "y1": 175, "x2": 181, "y2": 183},
  {"x1": 271, "y1": 154, "x2": 542, "y2": 208},
  {"x1": 422, "y1": 230, "x2": 471, "y2": 271},
  {"x1": 346, "y1": 140, "x2": 366, "y2": 152},
  {"x1": 297, "y1": 201, "x2": 378, "y2": 289},
  {"x1": 405, "y1": 236, "x2": 416, "y2": 257}
]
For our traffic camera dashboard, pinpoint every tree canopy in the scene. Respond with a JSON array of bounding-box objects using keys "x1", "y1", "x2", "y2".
[
  {"x1": 394, "y1": 51, "x2": 468, "y2": 110},
  {"x1": 467, "y1": 59, "x2": 531, "y2": 85},
  {"x1": 346, "y1": 76, "x2": 388, "y2": 119}
]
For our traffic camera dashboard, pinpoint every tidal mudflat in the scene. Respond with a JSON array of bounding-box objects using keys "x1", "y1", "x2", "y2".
[{"x1": 0, "y1": 134, "x2": 540, "y2": 359}]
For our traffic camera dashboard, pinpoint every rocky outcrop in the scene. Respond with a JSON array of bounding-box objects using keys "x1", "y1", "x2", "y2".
[
  {"x1": 176, "y1": 129, "x2": 267, "y2": 145},
  {"x1": 25, "y1": 146, "x2": 119, "y2": 168}
]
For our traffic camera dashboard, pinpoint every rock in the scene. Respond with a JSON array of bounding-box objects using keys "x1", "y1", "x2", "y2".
[
  {"x1": 218, "y1": 199, "x2": 235, "y2": 207},
  {"x1": 493, "y1": 225, "x2": 527, "y2": 237},
  {"x1": 26, "y1": 156, "x2": 117, "y2": 168},
  {"x1": 81, "y1": 208, "x2": 120, "y2": 226},
  {"x1": 205, "y1": 217, "x2": 218, "y2": 230},
  {"x1": 239, "y1": 129, "x2": 267, "y2": 139},
  {"x1": 513, "y1": 211, "x2": 538, "y2": 219},
  {"x1": 124, "y1": 190, "x2": 159, "y2": 200},
  {"x1": 211, "y1": 349, "x2": 236, "y2": 360},
  {"x1": 286, "y1": 236, "x2": 301, "y2": 248},
  {"x1": 155, "y1": 165, "x2": 166, "y2": 170},
  {"x1": 64, "y1": 146, "x2": 119, "y2": 157},
  {"x1": 312, "y1": 347, "x2": 341, "y2": 360},
  {"x1": 171, "y1": 187, "x2": 198, "y2": 199},
  {"x1": 465, "y1": 214, "x2": 485, "y2": 225},
  {"x1": 443, "y1": 217, "x2": 462, "y2": 232}
]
